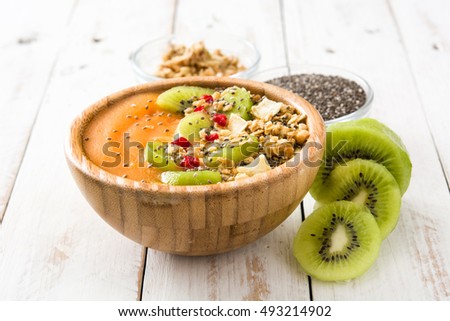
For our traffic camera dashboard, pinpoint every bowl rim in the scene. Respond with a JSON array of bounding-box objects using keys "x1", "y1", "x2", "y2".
[
  {"x1": 65, "y1": 77, "x2": 325, "y2": 196},
  {"x1": 251, "y1": 64, "x2": 374, "y2": 125},
  {"x1": 129, "y1": 33, "x2": 261, "y2": 82}
]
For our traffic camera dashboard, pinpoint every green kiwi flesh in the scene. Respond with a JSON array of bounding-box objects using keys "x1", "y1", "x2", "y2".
[
  {"x1": 156, "y1": 86, "x2": 214, "y2": 113},
  {"x1": 204, "y1": 135, "x2": 259, "y2": 167},
  {"x1": 144, "y1": 141, "x2": 181, "y2": 171},
  {"x1": 314, "y1": 159, "x2": 401, "y2": 239},
  {"x1": 293, "y1": 201, "x2": 381, "y2": 282},
  {"x1": 221, "y1": 86, "x2": 253, "y2": 120},
  {"x1": 176, "y1": 111, "x2": 213, "y2": 142},
  {"x1": 161, "y1": 170, "x2": 222, "y2": 185},
  {"x1": 310, "y1": 118, "x2": 412, "y2": 197}
]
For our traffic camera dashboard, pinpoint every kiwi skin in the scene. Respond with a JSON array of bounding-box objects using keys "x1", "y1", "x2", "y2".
[
  {"x1": 310, "y1": 118, "x2": 412, "y2": 197},
  {"x1": 314, "y1": 159, "x2": 401, "y2": 239},
  {"x1": 293, "y1": 201, "x2": 381, "y2": 282}
]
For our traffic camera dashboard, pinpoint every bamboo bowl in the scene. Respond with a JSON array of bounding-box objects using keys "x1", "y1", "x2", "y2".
[{"x1": 65, "y1": 77, "x2": 325, "y2": 256}]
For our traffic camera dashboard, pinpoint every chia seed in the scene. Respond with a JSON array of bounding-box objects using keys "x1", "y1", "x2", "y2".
[{"x1": 266, "y1": 74, "x2": 367, "y2": 121}]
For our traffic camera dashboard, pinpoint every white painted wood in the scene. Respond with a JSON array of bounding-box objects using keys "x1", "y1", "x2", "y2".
[
  {"x1": 173, "y1": 0, "x2": 286, "y2": 71},
  {"x1": 389, "y1": 0, "x2": 450, "y2": 187},
  {"x1": 143, "y1": 209, "x2": 306, "y2": 300},
  {"x1": 141, "y1": 0, "x2": 311, "y2": 301},
  {"x1": 284, "y1": 0, "x2": 450, "y2": 300},
  {"x1": 0, "y1": 0, "x2": 75, "y2": 220},
  {"x1": 0, "y1": 0, "x2": 175, "y2": 299}
]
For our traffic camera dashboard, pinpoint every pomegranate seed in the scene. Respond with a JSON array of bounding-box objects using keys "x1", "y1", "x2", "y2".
[
  {"x1": 201, "y1": 95, "x2": 214, "y2": 104},
  {"x1": 180, "y1": 155, "x2": 200, "y2": 168},
  {"x1": 194, "y1": 106, "x2": 205, "y2": 112},
  {"x1": 171, "y1": 137, "x2": 191, "y2": 148},
  {"x1": 205, "y1": 133, "x2": 219, "y2": 142},
  {"x1": 213, "y1": 113, "x2": 227, "y2": 127}
]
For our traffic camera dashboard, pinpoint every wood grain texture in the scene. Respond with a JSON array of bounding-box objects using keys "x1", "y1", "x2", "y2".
[
  {"x1": 0, "y1": 0, "x2": 75, "y2": 220},
  {"x1": 142, "y1": 206, "x2": 309, "y2": 300},
  {"x1": 389, "y1": 0, "x2": 450, "y2": 187},
  {"x1": 0, "y1": 0, "x2": 175, "y2": 300},
  {"x1": 66, "y1": 77, "x2": 325, "y2": 256},
  {"x1": 284, "y1": 0, "x2": 450, "y2": 300}
]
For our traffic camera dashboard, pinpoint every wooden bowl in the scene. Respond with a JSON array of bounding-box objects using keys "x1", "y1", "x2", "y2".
[{"x1": 65, "y1": 77, "x2": 325, "y2": 256}]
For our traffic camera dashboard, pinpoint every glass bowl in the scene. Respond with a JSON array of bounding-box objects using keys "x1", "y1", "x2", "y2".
[
  {"x1": 252, "y1": 64, "x2": 374, "y2": 125},
  {"x1": 130, "y1": 32, "x2": 260, "y2": 83}
]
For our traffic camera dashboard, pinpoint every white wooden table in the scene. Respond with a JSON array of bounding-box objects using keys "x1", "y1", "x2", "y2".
[{"x1": 0, "y1": 0, "x2": 449, "y2": 300}]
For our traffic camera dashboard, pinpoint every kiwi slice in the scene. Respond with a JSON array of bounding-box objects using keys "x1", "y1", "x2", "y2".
[
  {"x1": 315, "y1": 159, "x2": 401, "y2": 239},
  {"x1": 221, "y1": 86, "x2": 253, "y2": 120},
  {"x1": 311, "y1": 118, "x2": 412, "y2": 197},
  {"x1": 161, "y1": 170, "x2": 222, "y2": 185},
  {"x1": 176, "y1": 111, "x2": 213, "y2": 142},
  {"x1": 293, "y1": 201, "x2": 381, "y2": 282},
  {"x1": 144, "y1": 141, "x2": 181, "y2": 171},
  {"x1": 156, "y1": 86, "x2": 214, "y2": 113},
  {"x1": 205, "y1": 135, "x2": 259, "y2": 167}
]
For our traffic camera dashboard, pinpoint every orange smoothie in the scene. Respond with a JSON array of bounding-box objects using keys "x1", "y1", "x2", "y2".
[{"x1": 83, "y1": 92, "x2": 182, "y2": 182}]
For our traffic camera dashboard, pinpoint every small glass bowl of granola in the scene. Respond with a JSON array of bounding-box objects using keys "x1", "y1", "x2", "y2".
[{"x1": 130, "y1": 32, "x2": 260, "y2": 83}]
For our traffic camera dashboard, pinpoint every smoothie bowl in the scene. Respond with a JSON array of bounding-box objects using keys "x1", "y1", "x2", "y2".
[{"x1": 65, "y1": 77, "x2": 325, "y2": 256}]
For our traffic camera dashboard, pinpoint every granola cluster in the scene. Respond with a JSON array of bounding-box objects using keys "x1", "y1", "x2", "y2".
[
  {"x1": 245, "y1": 103, "x2": 310, "y2": 167},
  {"x1": 156, "y1": 41, "x2": 245, "y2": 78}
]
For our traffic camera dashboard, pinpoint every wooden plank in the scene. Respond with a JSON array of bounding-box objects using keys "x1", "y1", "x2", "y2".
[
  {"x1": 389, "y1": 0, "x2": 450, "y2": 187},
  {"x1": 284, "y1": 0, "x2": 450, "y2": 300},
  {"x1": 142, "y1": 0, "x2": 311, "y2": 300},
  {"x1": 0, "y1": 0, "x2": 75, "y2": 220},
  {"x1": 0, "y1": 0, "x2": 175, "y2": 300},
  {"x1": 173, "y1": 0, "x2": 285, "y2": 71},
  {"x1": 142, "y1": 208, "x2": 306, "y2": 301}
]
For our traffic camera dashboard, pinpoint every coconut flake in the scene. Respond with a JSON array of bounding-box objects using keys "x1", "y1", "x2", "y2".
[
  {"x1": 237, "y1": 155, "x2": 271, "y2": 176},
  {"x1": 251, "y1": 97, "x2": 283, "y2": 120},
  {"x1": 228, "y1": 113, "x2": 248, "y2": 135}
]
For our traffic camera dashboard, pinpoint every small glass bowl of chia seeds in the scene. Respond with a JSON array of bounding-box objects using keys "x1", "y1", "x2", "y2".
[{"x1": 252, "y1": 65, "x2": 374, "y2": 125}]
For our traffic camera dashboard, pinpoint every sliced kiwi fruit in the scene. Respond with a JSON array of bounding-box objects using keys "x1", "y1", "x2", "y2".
[
  {"x1": 293, "y1": 201, "x2": 381, "y2": 282},
  {"x1": 204, "y1": 135, "x2": 259, "y2": 167},
  {"x1": 161, "y1": 170, "x2": 222, "y2": 185},
  {"x1": 311, "y1": 118, "x2": 412, "y2": 197},
  {"x1": 156, "y1": 86, "x2": 214, "y2": 113},
  {"x1": 314, "y1": 159, "x2": 401, "y2": 239},
  {"x1": 144, "y1": 141, "x2": 181, "y2": 171},
  {"x1": 176, "y1": 111, "x2": 213, "y2": 142},
  {"x1": 221, "y1": 86, "x2": 253, "y2": 120}
]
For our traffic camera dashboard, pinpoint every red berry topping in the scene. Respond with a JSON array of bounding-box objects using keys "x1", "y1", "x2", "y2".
[
  {"x1": 171, "y1": 137, "x2": 191, "y2": 148},
  {"x1": 180, "y1": 155, "x2": 200, "y2": 169},
  {"x1": 213, "y1": 113, "x2": 227, "y2": 127},
  {"x1": 201, "y1": 95, "x2": 214, "y2": 104},
  {"x1": 205, "y1": 133, "x2": 219, "y2": 142},
  {"x1": 194, "y1": 106, "x2": 205, "y2": 112}
]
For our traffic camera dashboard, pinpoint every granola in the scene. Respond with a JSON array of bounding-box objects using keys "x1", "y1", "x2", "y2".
[
  {"x1": 149, "y1": 86, "x2": 310, "y2": 183},
  {"x1": 155, "y1": 41, "x2": 246, "y2": 78}
]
